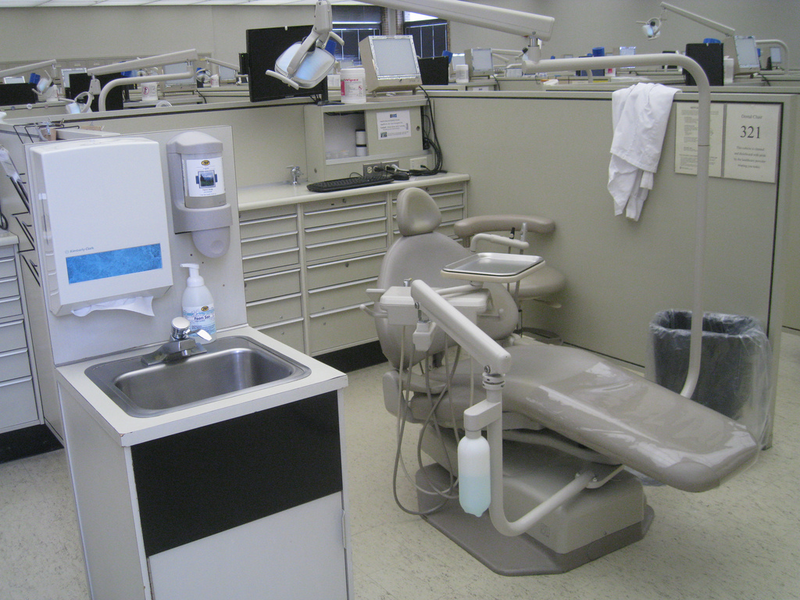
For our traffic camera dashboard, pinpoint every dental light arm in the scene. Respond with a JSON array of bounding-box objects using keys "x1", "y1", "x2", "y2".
[
  {"x1": 0, "y1": 59, "x2": 57, "y2": 80},
  {"x1": 357, "y1": 0, "x2": 554, "y2": 41},
  {"x1": 660, "y1": 2, "x2": 736, "y2": 37},
  {"x1": 86, "y1": 49, "x2": 199, "y2": 112}
]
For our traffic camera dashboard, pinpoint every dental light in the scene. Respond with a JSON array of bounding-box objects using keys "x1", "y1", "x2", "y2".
[
  {"x1": 265, "y1": 0, "x2": 345, "y2": 89},
  {"x1": 268, "y1": 0, "x2": 555, "y2": 90}
]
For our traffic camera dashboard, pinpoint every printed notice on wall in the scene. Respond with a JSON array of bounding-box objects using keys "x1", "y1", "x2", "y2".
[
  {"x1": 674, "y1": 103, "x2": 724, "y2": 177},
  {"x1": 723, "y1": 104, "x2": 780, "y2": 183},
  {"x1": 376, "y1": 110, "x2": 412, "y2": 139}
]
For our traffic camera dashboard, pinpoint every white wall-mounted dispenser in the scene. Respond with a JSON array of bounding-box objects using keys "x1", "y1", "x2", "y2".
[
  {"x1": 27, "y1": 137, "x2": 173, "y2": 317},
  {"x1": 166, "y1": 131, "x2": 232, "y2": 258}
]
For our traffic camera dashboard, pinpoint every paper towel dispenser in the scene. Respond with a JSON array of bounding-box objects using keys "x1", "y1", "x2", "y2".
[{"x1": 27, "y1": 137, "x2": 173, "y2": 317}]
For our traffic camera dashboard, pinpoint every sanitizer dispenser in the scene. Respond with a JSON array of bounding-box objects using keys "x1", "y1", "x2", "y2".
[{"x1": 167, "y1": 131, "x2": 232, "y2": 258}]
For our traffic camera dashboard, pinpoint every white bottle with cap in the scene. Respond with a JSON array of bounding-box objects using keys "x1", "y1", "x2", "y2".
[{"x1": 180, "y1": 263, "x2": 216, "y2": 340}]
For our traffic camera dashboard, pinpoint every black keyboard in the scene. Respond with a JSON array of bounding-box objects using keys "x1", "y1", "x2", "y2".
[{"x1": 307, "y1": 173, "x2": 395, "y2": 193}]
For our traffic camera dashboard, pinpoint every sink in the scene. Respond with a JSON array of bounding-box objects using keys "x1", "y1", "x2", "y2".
[{"x1": 85, "y1": 336, "x2": 311, "y2": 417}]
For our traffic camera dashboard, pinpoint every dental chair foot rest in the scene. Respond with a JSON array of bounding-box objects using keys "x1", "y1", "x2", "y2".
[{"x1": 416, "y1": 464, "x2": 654, "y2": 576}]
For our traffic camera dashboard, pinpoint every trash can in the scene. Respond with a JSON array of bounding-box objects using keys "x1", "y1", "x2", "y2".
[{"x1": 646, "y1": 310, "x2": 771, "y2": 443}]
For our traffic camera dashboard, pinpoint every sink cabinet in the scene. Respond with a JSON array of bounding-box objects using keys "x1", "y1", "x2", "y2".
[{"x1": 56, "y1": 335, "x2": 351, "y2": 600}]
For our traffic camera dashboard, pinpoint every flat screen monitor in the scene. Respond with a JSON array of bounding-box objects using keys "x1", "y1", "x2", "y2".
[
  {"x1": 733, "y1": 35, "x2": 760, "y2": 73},
  {"x1": 60, "y1": 67, "x2": 86, "y2": 93},
  {"x1": 467, "y1": 48, "x2": 493, "y2": 77},
  {"x1": 246, "y1": 26, "x2": 328, "y2": 103},
  {"x1": 0, "y1": 82, "x2": 36, "y2": 106},
  {"x1": 68, "y1": 73, "x2": 126, "y2": 111},
  {"x1": 770, "y1": 46, "x2": 783, "y2": 65},
  {"x1": 359, "y1": 35, "x2": 421, "y2": 94},
  {"x1": 418, "y1": 56, "x2": 449, "y2": 85}
]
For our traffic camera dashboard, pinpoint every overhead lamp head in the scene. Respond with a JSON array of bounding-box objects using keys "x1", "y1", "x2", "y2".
[
  {"x1": 265, "y1": 0, "x2": 344, "y2": 90},
  {"x1": 642, "y1": 17, "x2": 662, "y2": 39}
]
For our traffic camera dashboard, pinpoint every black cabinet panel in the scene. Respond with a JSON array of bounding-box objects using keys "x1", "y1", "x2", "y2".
[{"x1": 132, "y1": 391, "x2": 342, "y2": 556}]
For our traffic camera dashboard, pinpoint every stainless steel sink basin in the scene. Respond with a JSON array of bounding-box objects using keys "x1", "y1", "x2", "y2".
[{"x1": 85, "y1": 336, "x2": 311, "y2": 417}]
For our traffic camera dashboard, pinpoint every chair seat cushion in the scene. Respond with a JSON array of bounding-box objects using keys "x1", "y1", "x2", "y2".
[{"x1": 502, "y1": 343, "x2": 759, "y2": 492}]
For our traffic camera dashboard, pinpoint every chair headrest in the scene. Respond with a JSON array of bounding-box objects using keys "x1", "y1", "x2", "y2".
[{"x1": 396, "y1": 187, "x2": 442, "y2": 236}]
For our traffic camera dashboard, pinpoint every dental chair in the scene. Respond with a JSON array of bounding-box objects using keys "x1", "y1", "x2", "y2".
[{"x1": 367, "y1": 187, "x2": 759, "y2": 576}]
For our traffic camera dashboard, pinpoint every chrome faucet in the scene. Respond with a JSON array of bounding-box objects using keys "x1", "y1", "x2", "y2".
[
  {"x1": 141, "y1": 317, "x2": 212, "y2": 366},
  {"x1": 287, "y1": 165, "x2": 304, "y2": 185}
]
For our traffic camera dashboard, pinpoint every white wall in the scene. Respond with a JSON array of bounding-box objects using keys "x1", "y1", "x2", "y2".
[
  {"x1": 0, "y1": 5, "x2": 314, "y2": 68},
  {"x1": 1, "y1": 1, "x2": 798, "y2": 70}
]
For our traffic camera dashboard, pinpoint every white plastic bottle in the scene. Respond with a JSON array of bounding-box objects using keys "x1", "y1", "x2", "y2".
[{"x1": 180, "y1": 263, "x2": 216, "y2": 340}]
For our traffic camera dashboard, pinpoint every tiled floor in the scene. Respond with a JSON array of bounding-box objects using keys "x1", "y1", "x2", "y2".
[{"x1": 2, "y1": 334, "x2": 799, "y2": 599}]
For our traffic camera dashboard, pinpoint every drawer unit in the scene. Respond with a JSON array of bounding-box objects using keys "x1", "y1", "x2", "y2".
[
  {"x1": 0, "y1": 295, "x2": 23, "y2": 320},
  {"x1": 0, "y1": 376, "x2": 38, "y2": 430},
  {"x1": 306, "y1": 253, "x2": 384, "y2": 289},
  {"x1": 246, "y1": 294, "x2": 303, "y2": 328},
  {"x1": 0, "y1": 320, "x2": 27, "y2": 353},
  {"x1": 0, "y1": 256, "x2": 16, "y2": 279},
  {"x1": 238, "y1": 174, "x2": 468, "y2": 358},
  {"x1": 0, "y1": 275, "x2": 20, "y2": 299},
  {"x1": 241, "y1": 231, "x2": 299, "y2": 258},
  {"x1": 309, "y1": 306, "x2": 378, "y2": 354},
  {"x1": 244, "y1": 269, "x2": 301, "y2": 304},
  {"x1": 305, "y1": 233, "x2": 387, "y2": 264},
  {"x1": 304, "y1": 199, "x2": 386, "y2": 229},
  {"x1": 305, "y1": 217, "x2": 387, "y2": 247},
  {"x1": 0, "y1": 348, "x2": 31, "y2": 381},
  {"x1": 308, "y1": 278, "x2": 378, "y2": 314},
  {"x1": 257, "y1": 320, "x2": 305, "y2": 352},
  {"x1": 242, "y1": 248, "x2": 300, "y2": 275}
]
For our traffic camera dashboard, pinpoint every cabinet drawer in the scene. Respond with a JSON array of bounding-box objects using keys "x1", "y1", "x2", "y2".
[
  {"x1": 0, "y1": 376, "x2": 38, "y2": 430},
  {"x1": 0, "y1": 275, "x2": 20, "y2": 299},
  {"x1": 0, "y1": 348, "x2": 31, "y2": 382},
  {"x1": 246, "y1": 295, "x2": 302, "y2": 328},
  {"x1": 0, "y1": 257, "x2": 16, "y2": 279},
  {"x1": 244, "y1": 269, "x2": 301, "y2": 303},
  {"x1": 307, "y1": 253, "x2": 384, "y2": 289},
  {"x1": 0, "y1": 295, "x2": 22, "y2": 319},
  {"x1": 303, "y1": 193, "x2": 386, "y2": 217},
  {"x1": 240, "y1": 214, "x2": 298, "y2": 241},
  {"x1": 305, "y1": 217, "x2": 386, "y2": 247},
  {"x1": 309, "y1": 306, "x2": 378, "y2": 354},
  {"x1": 239, "y1": 205, "x2": 296, "y2": 224},
  {"x1": 304, "y1": 201, "x2": 386, "y2": 229},
  {"x1": 305, "y1": 233, "x2": 387, "y2": 263},
  {"x1": 241, "y1": 232, "x2": 298, "y2": 258},
  {"x1": 242, "y1": 248, "x2": 300, "y2": 275},
  {"x1": 257, "y1": 320, "x2": 305, "y2": 353},
  {"x1": 308, "y1": 278, "x2": 377, "y2": 314},
  {"x1": 0, "y1": 320, "x2": 26, "y2": 353}
]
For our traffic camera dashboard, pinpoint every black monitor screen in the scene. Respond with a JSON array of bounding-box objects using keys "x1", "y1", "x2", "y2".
[
  {"x1": 246, "y1": 26, "x2": 328, "y2": 103},
  {"x1": 0, "y1": 82, "x2": 36, "y2": 106},
  {"x1": 68, "y1": 73, "x2": 127, "y2": 111},
  {"x1": 418, "y1": 57, "x2": 449, "y2": 85}
]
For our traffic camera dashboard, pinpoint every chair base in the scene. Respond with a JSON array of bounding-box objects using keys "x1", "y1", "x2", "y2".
[
  {"x1": 416, "y1": 464, "x2": 654, "y2": 576},
  {"x1": 517, "y1": 327, "x2": 562, "y2": 345}
]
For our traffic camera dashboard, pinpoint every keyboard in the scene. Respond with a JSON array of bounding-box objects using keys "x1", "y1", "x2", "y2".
[{"x1": 307, "y1": 173, "x2": 395, "y2": 193}]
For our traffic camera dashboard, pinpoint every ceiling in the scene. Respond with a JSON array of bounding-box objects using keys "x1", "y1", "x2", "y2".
[{"x1": 0, "y1": 0, "x2": 326, "y2": 6}]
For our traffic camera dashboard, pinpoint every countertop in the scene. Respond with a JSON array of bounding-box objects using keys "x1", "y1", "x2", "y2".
[
  {"x1": 237, "y1": 172, "x2": 470, "y2": 211},
  {"x1": 55, "y1": 325, "x2": 348, "y2": 446}
]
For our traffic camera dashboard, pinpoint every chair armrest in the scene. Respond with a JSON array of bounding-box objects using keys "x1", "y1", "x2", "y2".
[{"x1": 454, "y1": 214, "x2": 556, "y2": 241}]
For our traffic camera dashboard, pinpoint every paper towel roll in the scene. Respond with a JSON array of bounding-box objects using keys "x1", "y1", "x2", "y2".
[{"x1": 71, "y1": 296, "x2": 155, "y2": 317}]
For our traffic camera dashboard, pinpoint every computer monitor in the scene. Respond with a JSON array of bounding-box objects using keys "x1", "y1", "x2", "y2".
[
  {"x1": 729, "y1": 35, "x2": 761, "y2": 74},
  {"x1": 60, "y1": 67, "x2": 86, "y2": 93},
  {"x1": 359, "y1": 35, "x2": 422, "y2": 94},
  {"x1": 246, "y1": 26, "x2": 328, "y2": 103},
  {"x1": 418, "y1": 56, "x2": 449, "y2": 85},
  {"x1": 467, "y1": 48, "x2": 493, "y2": 77}
]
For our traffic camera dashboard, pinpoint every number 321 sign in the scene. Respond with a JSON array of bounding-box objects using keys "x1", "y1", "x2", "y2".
[{"x1": 723, "y1": 103, "x2": 780, "y2": 183}]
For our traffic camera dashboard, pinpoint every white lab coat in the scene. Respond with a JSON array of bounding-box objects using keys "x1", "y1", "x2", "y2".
[{"x1": 608, "y1": 83, "x2": 679, "y2": 221}]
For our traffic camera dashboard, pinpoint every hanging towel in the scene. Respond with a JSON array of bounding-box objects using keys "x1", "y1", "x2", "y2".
[{"x1": 608, "y1": 83, "x2": 679, "y2": 220}]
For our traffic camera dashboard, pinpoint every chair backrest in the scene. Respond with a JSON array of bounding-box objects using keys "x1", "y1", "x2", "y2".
[{"x1": 374, "y1": 187, "x2": 517, "y2": 368}]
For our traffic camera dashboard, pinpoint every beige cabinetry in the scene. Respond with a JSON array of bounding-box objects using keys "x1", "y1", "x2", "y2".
[
  {"x1": 0, "y1": 240, "x2": 39, "y2": 433},
  {"x1": 238, "y1": 176, "x2": 468, "y2": 357}
]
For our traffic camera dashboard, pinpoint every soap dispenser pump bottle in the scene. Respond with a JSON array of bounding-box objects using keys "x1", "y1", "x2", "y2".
[{"x1": 180, "y1": 263, "x2": 216, "y2": 340}]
